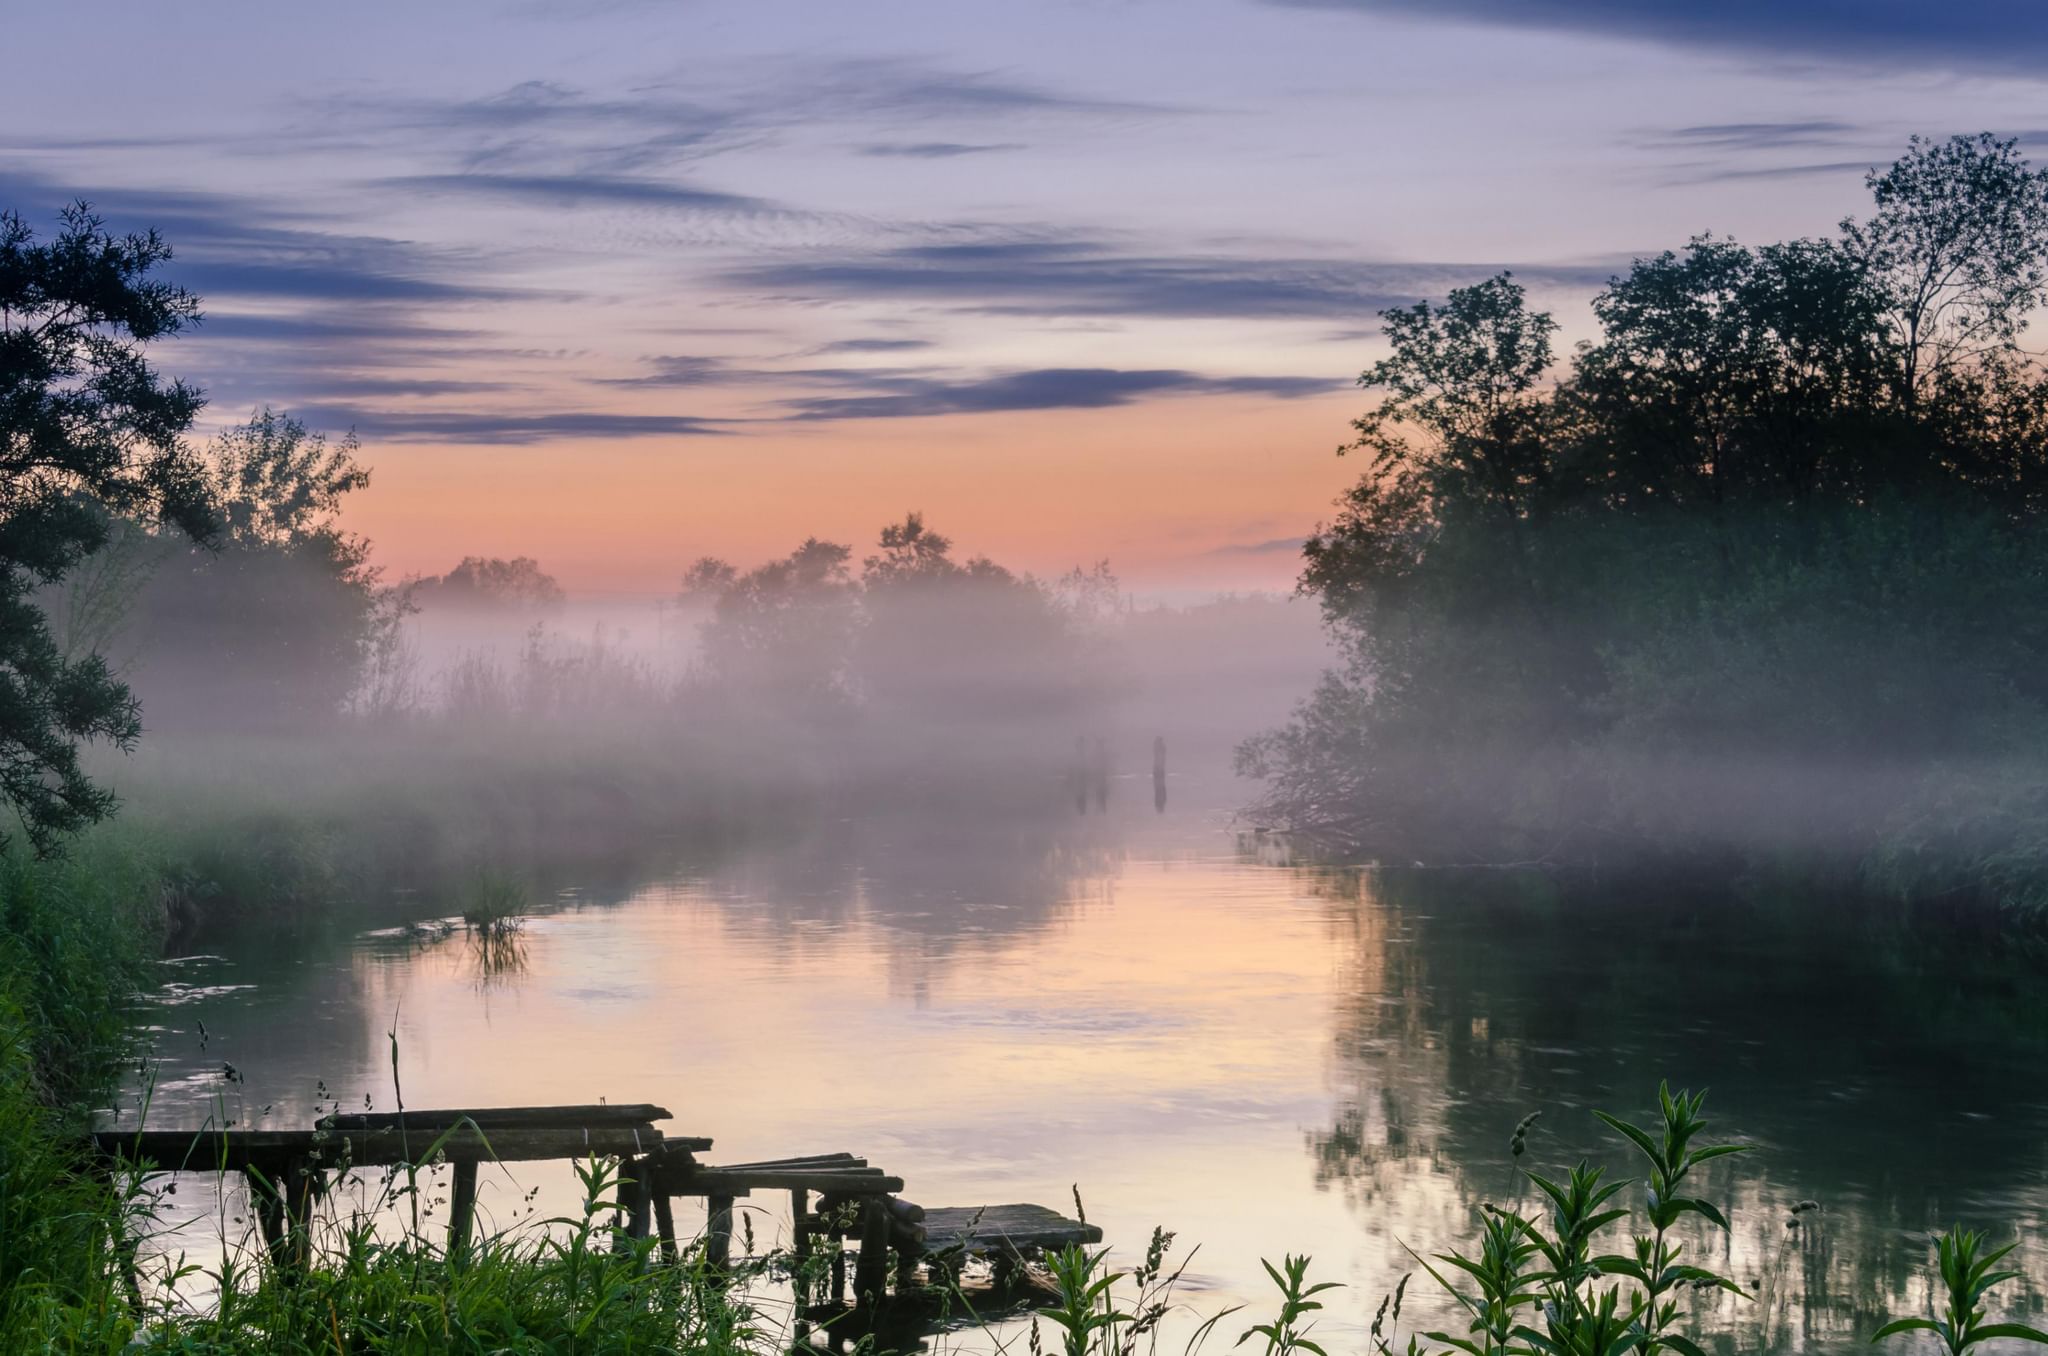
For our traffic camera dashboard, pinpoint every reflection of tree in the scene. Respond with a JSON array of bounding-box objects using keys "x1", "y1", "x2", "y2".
[
  {"x1": 1306, "y1": 867, "x2": 2048, "y2": 1350},
  {"x1": 690, "y1": 808, "x2": 1124, "y2": 1000}
]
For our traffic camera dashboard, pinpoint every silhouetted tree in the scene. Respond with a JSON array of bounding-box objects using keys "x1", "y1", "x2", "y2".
[
  {"x1": 413, "y1": 555, "x2": 564, "y2": 609},
  {"x1": 123, "y1": 410, "x2": 388, "y2": 731},
  {"x1": 1246, "y1": 134, "x2": 2048, "y2": 883},
  {"x1": 0, "y1": 204, "x2": 215, "y2": 850}
]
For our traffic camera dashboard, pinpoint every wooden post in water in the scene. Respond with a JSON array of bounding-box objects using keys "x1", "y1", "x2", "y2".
[
  {"x1": 613, "y1": 1154, "x2": 652, "y2": 1253},
  {"x1": 706, "y1": 1195, "x2": 734, "y2": 1272},
  {"x1": 448, "y1": 1160, "x2": 479, "y2": 1260},
  {"x1": 791, "y1": 1189, "x2": 812, "y2": 1302},
  {"x1": 251, "y1": 1159, "x2": 289, "y2": 1272},
  {"x1": 1153, "y1": 735, "x2": 1167, "y2": 814},
  {"x1": 852, "y1": 1196, "x2": 892, "y2": 1318},
  {"x1": 652, "y1": 1190, "x2": 679, "y2": 1266}
]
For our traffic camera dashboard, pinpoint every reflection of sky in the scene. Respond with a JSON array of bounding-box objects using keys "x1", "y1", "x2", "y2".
[
  {"x1": 6, "y1": 2, "x2": 2046, "y2": 592},
  {"x1": 124, "y1": 810, "x2": 2048, "y2": 1352}
]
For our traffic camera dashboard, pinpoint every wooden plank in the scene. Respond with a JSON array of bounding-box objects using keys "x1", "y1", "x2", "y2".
[
  {"x1": 918, "y1": 1204, "x2": 1103, "y2": 1254},
  {"x1": 93, "y1": 1125, "x2": 678, "y2": 1170},
  {"x1": 686, "y1": 1169, "x2": 902, "y2": 1195},
  {"x1": 712, "y1": 1153, "x2": 866, "y2": 1171},
  {"x1": 319, "y1": 1103, "x2": 674, "y2": 1130}
]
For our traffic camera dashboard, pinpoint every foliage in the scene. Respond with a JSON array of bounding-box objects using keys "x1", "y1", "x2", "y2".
[
  {"x1": 413, "y1": 554, "x2": 565, "y2": 609},
  {"x1": 0, "y1": 202, "x2": 216, "y2": 850},
  {"x1": 1872, "y1": 1227, "x2": 2048, "y2": 1353},
  {"x1": 119, "y1": 408, "x2": 393, "y2": 732},
  {"x1": 1246, "y1": 134, "x2": 2048, "y2": 904}
]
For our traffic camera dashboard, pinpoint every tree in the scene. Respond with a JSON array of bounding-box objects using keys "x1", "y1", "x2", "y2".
[
  {"x1": 1345, "y1": 272, "x2": 1558, "y2": 520},
  {"x1": 413, "y1": 555, "x2": 564, "y2": 609},
  {"x1": 0, "y1": 203, "x2": 215, "y2": 851},
  {"x1": 123, "y1": 410, "x2": 387, "y2": 732},
  {"x1": 696, "y1": 537, "x2": 859, "y2": 715},
  {"x1": 1841, "y1": 133, "x2": 2048, "y2": 411},
  {"x1": 1568, "y1": 236, "x2": 1893, "y2": 509}
]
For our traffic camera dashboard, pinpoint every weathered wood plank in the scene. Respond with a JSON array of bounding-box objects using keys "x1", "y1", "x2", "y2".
[
  {"x1": 918, "y1": 1204, "x2": 1103, "y2": 1254},
  {"x1": 92, "y1": 1125, "x2": 678, "y2": 1170},
  {"x1": 682, "y1": 1169, "x2": 903, "y2": 1195},
  {"x1": 712, "y1": 1153, "x2": 866, "y2": 1171},
  {"x1": 319, "y1": 1104, "x2": 674, "y2": 1130}
]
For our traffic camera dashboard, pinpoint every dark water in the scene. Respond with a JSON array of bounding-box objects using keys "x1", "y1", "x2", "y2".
[{"x1": 123, "y1": 779, "x2": 2048, "y2": 1352}]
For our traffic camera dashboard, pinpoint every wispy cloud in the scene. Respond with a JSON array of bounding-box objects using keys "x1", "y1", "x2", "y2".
[
  {"x1": 383, "y1": 171, "x2": 780, "y2": 214},
  {"x1": 1661, "y1": 159, "x2": 1877, "y2": 187},
  {"x1": 784, "y1": 367, "x2": 1343, "y2": 420},
  {"x1": 1207, "y1": 535, "x2": 1309, "y2": 557},
  {"x1": 286, "y1": 407, "x2": 732, "y2": 444},
  {"x1": 1264, "y1": 0, "x2": 2048, "y2": 72},
  {"x1": 1651, "y1": 120, "x2": 1861, "y2": 151},
  {"x1": 857, "y1": 142, "x2": 1026, "y2": 158},
  {"x1": 723, "y1": 237, "x2": 1616, "y2": 321}
]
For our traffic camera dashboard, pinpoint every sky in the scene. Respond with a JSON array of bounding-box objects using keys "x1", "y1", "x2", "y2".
[{"x1": 6, "y1": 1, "x2": 2048, "y2": 597}]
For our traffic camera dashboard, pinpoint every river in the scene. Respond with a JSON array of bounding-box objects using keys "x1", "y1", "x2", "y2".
[{"x1": 122, "y1": 771, "x2": 2048, "y2": 1353}]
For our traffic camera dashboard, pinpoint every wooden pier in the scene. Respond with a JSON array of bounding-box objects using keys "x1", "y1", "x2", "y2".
[{"x1": 89, "y1": 1102, "x2": 1100, "y2": 1324}]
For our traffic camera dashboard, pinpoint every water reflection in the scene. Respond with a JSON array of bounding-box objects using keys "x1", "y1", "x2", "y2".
[{"x1": 124, "y1": 807, "x2": 2048, "y2": 1352}]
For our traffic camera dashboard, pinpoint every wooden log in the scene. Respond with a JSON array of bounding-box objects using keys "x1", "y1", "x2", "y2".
[
  {"x1": 885, "y1": 1196, "x2": 925, "y2": 1225},
  {"x1": 706, "y1": 1195, "x2": 734, "y2": 1272},
  {"x1": 852, "y1": 1197, "x2": 892, "y2": 1316},
  {"x1": 447, "y1": 1159, "x2": 479, "y2": 1259}
]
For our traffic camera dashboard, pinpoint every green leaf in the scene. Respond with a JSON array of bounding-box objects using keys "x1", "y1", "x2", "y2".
[
  {"x1": 1870, "y1": 1317, "x2": 1940, "y2": 1342},
  {"x1": 1595, "y1": 1111, "x2": 1667, "y2": 1172}
]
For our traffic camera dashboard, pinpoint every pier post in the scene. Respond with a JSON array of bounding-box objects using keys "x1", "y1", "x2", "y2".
[
  {"x1": 448, "y1": 1160, "x2": 479, "y2": 1260},
  {"x1": 706, "y1": 1195, "x2": 734, "y2": 1272},
  {"x1": 852, "y1": 1197, "x2": 892, "y2": 1316}
]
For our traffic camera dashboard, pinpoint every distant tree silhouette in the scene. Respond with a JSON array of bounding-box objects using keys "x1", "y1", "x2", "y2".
[
  {"x1": 0, "y1": 204, "x2": 216, "y2": 850},
  {"x1": 123, "y1": 410, "x2": 389, "y2": 732},
  {"x1": 413, "y1": 555, "x2": 564, "y2": 609}
]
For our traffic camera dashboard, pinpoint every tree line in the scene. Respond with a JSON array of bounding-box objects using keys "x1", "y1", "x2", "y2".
[{"x1": 1243, "y1": 134, "x2": 2048, "y2": 900}]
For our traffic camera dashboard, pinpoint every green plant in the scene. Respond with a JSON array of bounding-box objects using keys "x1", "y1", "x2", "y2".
[
  {"x1": 1416, "y1": 1085, "x2": 1745, "y2": 1356},
  {"x1": 1238, "y1": 1254, "x2": 1342, "y2": 1356},
  {"x1": 1874, "y1": 1227, "x2": 2048, "y2": 1353}
]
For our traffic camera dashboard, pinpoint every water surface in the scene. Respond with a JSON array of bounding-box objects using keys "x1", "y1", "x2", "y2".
[{"x1": 127, "y1": 781, "x2": 2048, "y2": 1352}]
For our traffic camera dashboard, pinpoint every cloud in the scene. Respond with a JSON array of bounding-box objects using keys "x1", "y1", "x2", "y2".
[
  {"x1": 0, "y1": 168, "x2": 523, "y2": 307},
  {"x1": 1208, "y1": 536, "x2": 1310, "y2": 557},
  {"x1": 285, "y1": 407, "x2": 732, "y2": 444},
  {"x1": 813, "y1": 337, "x2": 934, "y2": 354},
  {"x1": 783, "y1": 367, "x2": 1343, "y2": 420},
  {"x1": 1263, "y1": 0, "x2": 2048, "y2": 72},
  {"x1": 723, "y1": 237, "x2": 1616, "y2": 321},
  {"x1": 857, "y1": 142, "x2": 1026, "y2": 158},
  {"x1": 790, "y1": 57, "x2": 1186, "y2": 121},
  {"x1": 384, "y1": 171, "x2": 779, "y2": 214},
  {"x1": 1663, "y1": 159, "x2": 1878, "y2": 186},
  {"x1": 1653, "y1": 121, "x2": 1861, "y2": 151}
]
